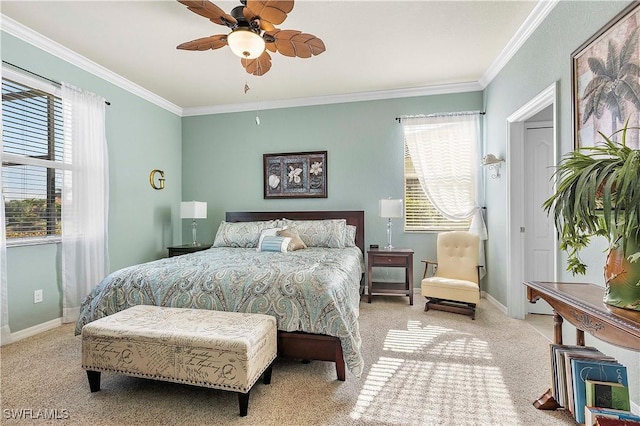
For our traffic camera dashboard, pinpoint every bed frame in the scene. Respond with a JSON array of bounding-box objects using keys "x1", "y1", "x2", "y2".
[{"x1": 225, "y1": 210, "x2": 365, "y2": 381}]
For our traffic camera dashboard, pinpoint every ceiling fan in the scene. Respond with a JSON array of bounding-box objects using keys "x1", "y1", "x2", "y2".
[{"x1": 177, "y1": 0, "x2": 326, "y2": 76}]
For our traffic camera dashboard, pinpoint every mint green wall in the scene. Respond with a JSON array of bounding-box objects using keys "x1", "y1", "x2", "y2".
[
  {"x1": 484, "y1": 0, "x2": 638, "y2": 408},
  {"x1": 2, "y1": 33, "x2": 183, "y2": 332},
  {"x1": 6, "y1": 244, "x2": 60, "y2": 331},
  {"x1": 181, "y1": 92, "x2": 483, "y2": 293},
  {"x1": 483, "y1": 0, "x2": 630, "y2": 306}
]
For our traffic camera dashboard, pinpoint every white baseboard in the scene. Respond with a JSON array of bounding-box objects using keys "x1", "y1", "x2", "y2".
[
  {"x1": 6, "y1": 317, "x2": 63, "y2": 345},
  {"x1": 482, "y1": 291, "x2": 508, "y2": 315}
]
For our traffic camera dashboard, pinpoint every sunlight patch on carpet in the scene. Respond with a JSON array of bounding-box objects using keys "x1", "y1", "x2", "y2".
[
  {"x1": 383, "y1": 320, "x2": 493, "y2": 360},
  {"x1": 350, "y1": 356, "x2": 517, "y2": 425}
]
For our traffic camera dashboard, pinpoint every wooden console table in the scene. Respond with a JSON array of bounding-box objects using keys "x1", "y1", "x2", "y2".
[{"x1": 524, "y1": 281, "x2": 640, "y2": 409}]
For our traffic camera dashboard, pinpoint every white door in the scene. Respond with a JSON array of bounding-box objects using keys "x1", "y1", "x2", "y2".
[{"x1": 524, "y1": 123, "x2": 555, "y2": 315}]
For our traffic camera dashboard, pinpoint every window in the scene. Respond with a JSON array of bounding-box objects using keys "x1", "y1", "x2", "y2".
[
  {"x1": 404, "y1": 144, "x2": 470, "y2": 232},
  {"x1": 2, "y1": 75, "x2": 65, "y2": 244},
  {"x1": 402, "y1": 113, "x2": 481, "y2": 233}
]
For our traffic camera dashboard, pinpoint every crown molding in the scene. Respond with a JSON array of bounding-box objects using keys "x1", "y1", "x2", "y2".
[
  {"x1": 478, "y1": 0, "x2": 559, "y2": 88},
  {"x1": 0, "y1": 14, "x2": 183, "y2": 116},
  {"x1": 182, "y1": 81, "x2": 483, "y2": 117},
  {"x1": 2, "y1": 0, "x2": 557, "y2": 118}
]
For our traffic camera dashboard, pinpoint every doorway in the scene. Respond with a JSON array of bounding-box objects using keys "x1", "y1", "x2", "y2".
[{"x1": 506, "y1": 83, "x2": 558, "y2": 319}]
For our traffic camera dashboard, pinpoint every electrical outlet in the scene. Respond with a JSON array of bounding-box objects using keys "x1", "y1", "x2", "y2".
[{"x1": 34, "y1": 289, "x2": 43, "y2": 304}]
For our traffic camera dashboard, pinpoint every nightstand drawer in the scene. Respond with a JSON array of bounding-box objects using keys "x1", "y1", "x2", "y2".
[{"x1": 371, "y1": 255, "x2": 409, "y2": 266}]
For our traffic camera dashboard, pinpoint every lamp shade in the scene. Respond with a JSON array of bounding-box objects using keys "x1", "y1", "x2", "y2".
[
  {"x1": 379, "y1": 199, "x2": 403, "y2": 218},
  {"x1": 227, "y1": 29, "x2": 266, "y2": 59},
  {"x1": 180, "y1": 201, "x2": 207, "y2": 219}
]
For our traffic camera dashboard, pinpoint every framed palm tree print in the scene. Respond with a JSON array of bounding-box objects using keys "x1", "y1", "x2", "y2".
[
  {"x1": 572, "y1": 2, "x2": 640, "y2": 149},
  {"x1": 263, "y1": 151, "x2": 327, "y2": 199}
]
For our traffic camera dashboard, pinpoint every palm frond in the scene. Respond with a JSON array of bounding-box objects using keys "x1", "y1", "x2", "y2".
[{"x1": 544, "y1": 124, "x2": 640, "y2": 275}]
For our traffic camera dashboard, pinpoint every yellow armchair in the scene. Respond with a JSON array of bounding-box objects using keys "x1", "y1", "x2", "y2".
[{"x1": 421, "y1": 231, "x2": 482, "y2": 319}]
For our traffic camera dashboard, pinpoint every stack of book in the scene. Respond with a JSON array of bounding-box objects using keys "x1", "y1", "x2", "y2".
[{"x1": 549, "y1": 344, "x2": 640, "y2": 425}]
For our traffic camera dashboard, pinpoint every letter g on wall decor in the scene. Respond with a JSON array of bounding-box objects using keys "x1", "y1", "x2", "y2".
[{"x1": 149, "y1": 169, "x2": 165, "y2": 190}]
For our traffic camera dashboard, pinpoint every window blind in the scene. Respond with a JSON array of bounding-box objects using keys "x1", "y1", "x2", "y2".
[
  {"x1": 404, "y1": 144, "x2": 469, "y2": 232},
  {"x1": 2, "y1": 78, "x2": 64, "y2": 240}
]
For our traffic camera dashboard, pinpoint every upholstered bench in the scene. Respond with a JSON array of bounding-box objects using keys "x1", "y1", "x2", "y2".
[{"x1": 81, "y1": 305, "x2": 277, "y2": 417}]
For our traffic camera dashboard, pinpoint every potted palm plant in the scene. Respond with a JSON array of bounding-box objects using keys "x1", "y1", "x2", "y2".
[{"x1": 543, "y1": 124, "x2": 640, "y2": 311}]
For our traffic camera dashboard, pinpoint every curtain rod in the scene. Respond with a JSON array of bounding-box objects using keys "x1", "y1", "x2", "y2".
[
  {"x1": 395, "y1": 111, "x2": 485, "y2": 123},
  {"x1": 2, "y1": 60, "x2": 111, "y2": 106}
]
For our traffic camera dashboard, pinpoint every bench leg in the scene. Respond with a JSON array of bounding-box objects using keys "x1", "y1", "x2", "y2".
[
  {"x1": 238, "y1": 392, "x2": 249, "y2": 417},
  {"x1": 263, "y1": 364, "x2": 273, "y2": 385},
  {"x1": 335, "y1": 358, "x2": 346, "y2": 381},
  {"x1": 86, "y1": 370, "x2": 101, "y2": 392}
]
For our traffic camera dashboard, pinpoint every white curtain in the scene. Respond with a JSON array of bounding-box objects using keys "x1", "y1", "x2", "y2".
[
  {"x1": 61, "y1": 83, "x2": 109, "y2": 323},
  {"x1": 403, "y1": 112, "x2": 487, "y2": 271}
]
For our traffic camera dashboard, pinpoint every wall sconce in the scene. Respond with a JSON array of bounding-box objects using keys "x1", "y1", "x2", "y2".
[
  {"x1": 149, "y1": 169, "x2": 165, "y2": 190},
  {"x1": 482, "y1": 154, "x2": 505, "y2": 179},
  {"x1": 379, "y1": 198, "x2": 403, "y2": 250}
]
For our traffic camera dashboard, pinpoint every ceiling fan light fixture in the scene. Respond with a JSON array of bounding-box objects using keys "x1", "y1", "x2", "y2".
[{"x1": 227, "y1": 29, "x2": 265, "y2": 59}]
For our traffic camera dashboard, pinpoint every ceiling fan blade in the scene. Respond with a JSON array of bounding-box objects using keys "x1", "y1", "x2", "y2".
[
  {"x1": 266, "y1": 29, "x2": 325, "y2": 58},
  {"x1": 245, "y1": 0, "x2": 293, "y2": 26},
  {"x1": 241, "y1": 51, "x2": 272, "y2": 76},
  {"x1": 178, "y1": 0, "x2": 237, "y2": 28},
  {"x1": 177, "y1": 34, "x2": 228, "y2": 51}
]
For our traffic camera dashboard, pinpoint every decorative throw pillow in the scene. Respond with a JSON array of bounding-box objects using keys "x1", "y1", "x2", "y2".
[
  {"x1": 277, "y1": 228, "x2": 307, "y2": 251},
  {"x1": 256, "y1": 228, "x2": 281, "y2": 251},
  {"x1": 280, "y1": 219, "x2": 347, "y2": 248},
  {"x1": 257, "y1": 235, "x2": 292, "y2": 252},
  {"x1": 213, "y1": 220, "x2": 279, "y2": 248}
]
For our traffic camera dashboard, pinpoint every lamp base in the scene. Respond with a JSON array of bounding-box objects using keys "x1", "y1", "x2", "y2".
[
  {"x1": 191, "y1": 219, "x2": 200, "y2": 246},
  {"x1": 385, "y1": 218, "x2": 395, "y2": 251}
]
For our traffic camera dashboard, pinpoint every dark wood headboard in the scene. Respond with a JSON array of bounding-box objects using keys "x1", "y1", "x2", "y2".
[{"x1": 225, "y1": 210, "x2": 365, "y2": 253}]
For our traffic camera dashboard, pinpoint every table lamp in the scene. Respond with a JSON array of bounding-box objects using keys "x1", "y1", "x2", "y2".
[
  {"x1": 180, "y1": 201, "x2": 207, "y2": 246},
  {"x1": 379, "y1": 198, "x2": 403, "y2": 250}
]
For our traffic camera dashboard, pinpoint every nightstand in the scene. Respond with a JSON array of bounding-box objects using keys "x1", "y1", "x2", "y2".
[
  {"x1": 367, "y1": 248, "x2": 414, "y2": 305},
  {"x1": 167, "y1": 243, "x2": 212, "y2": 257}
]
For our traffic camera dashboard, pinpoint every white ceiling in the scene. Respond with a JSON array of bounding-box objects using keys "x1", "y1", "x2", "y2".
[{"x1": 0, "y1": 1, "x2": 545, "y2": 115}]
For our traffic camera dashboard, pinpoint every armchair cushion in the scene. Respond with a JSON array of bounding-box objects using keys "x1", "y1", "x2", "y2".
[
  {"x1": 421, "y1": 277, "x2": 480, "y2": 305},
  {"x1": 434, "y1": 231, "x2": 479, "y2": 283}
]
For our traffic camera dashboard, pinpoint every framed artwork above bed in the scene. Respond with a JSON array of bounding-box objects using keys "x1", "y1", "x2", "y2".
[{"x1": 263, "y1": 151, "x2": 327, "y2": 199}]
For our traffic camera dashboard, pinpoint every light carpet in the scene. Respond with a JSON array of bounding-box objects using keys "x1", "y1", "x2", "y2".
[{"x1": 1, "y1": 296, "x2": 574, "y2": 425}]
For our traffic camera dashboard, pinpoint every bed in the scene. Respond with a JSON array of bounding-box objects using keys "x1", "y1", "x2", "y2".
[{"x1": 75, "y1": 210, "x2": 365, "y2": 380}]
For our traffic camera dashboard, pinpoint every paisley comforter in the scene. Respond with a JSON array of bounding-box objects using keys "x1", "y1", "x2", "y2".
[{"x1": 75, "y1": 246, "x2": 364, "y2": 376}]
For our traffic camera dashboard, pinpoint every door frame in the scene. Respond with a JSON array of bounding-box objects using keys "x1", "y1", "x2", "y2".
[{"x1": 506, "y1": 82, "x2": 559, "y2": 319}]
